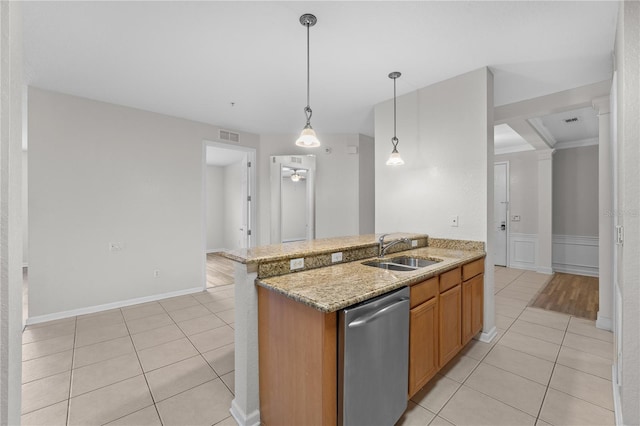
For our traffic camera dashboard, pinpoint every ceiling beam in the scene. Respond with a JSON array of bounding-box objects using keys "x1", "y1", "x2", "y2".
[{"x1": 494, "y1": 79, "x2": 612, "y2": 124}]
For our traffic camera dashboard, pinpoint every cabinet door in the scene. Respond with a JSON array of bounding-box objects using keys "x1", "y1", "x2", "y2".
[
  {"x1": 439, "y1": 285, "x2": 461, "y2": 367},
  {"x1": 462, "y1": 274, "x2": 484, "y2": 345},
  {"x1": 408, "y1": 297, "x2": 438, "y2": 398},
  {"x1": 461, "y1": 279, "x2": 474, "y2": 345},
  {"x1": 471, "y1": 274, "x2": 484, "y2": 336}
]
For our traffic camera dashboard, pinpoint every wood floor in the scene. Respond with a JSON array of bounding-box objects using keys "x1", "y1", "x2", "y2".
[
  {"x1": 529, "y1": 272, "x2": 599, "y2": 320},
  {"x1": 206, "y1": 253, "x2": 235, "y2": 288}
]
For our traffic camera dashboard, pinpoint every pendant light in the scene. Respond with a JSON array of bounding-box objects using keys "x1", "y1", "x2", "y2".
[
  {"x1": 386, "y1": 71, "x2": 405, "y2": 166},
  {"x1": 295, "y1": 14, "x2": 321, "y2": 148}
]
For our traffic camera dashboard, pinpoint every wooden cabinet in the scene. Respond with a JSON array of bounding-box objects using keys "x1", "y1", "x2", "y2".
[
  {"x1": 408, "y1": 278, "x2": 438, "y2": 398},
  {"x1": 462, "y1": 259, "x2": 484, "y2": 345},
  {"x1": 439, "y1": 282, "x2": 462, "y2": 366},
  {"x1": 258, "y1": 286, "x2": 337, "y2": 426}
]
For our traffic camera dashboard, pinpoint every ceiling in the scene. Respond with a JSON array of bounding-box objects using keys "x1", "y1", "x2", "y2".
[
  {"x1": 22, "y1": 1, "x2": 619, "y2": 138},
  {"x1": 529, "y1": 106, "x2": 599, "y2": 149}
]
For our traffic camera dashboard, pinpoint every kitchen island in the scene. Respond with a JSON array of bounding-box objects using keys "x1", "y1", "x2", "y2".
[{"x1": 221, "y1": 233, "x2": 495, "y2": 426}]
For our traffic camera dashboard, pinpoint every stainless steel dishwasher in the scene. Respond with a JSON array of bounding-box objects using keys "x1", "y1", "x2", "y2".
[{"x1": 338, "y1": 286, "x2": 410, "y2": 426}]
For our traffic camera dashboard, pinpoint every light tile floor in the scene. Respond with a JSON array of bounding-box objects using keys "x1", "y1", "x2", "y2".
[
  {"x1": 21, "y1": 267, "x2": 615, "y2": 426},
  {"x1": 398, "y1": 267, "x2": 615, "y2": 426},
  {"x1": 21, "y1": 285, "x2": 236, "y2": 426}
]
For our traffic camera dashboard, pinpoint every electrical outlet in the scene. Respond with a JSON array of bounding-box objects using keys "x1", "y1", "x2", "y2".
[
  {"x1": 512, "y1": 215, "x2": 521, "y2": 222},
  {"x1": 451, "y1": 216, "x2": 459, "y2": 227},
  {"x1": 109, "y1": 242, "x2": 123, "y2": 252},
  {"x1": 331, "y1": 252, "x2": 343, "y2": 263},
  {"x1": 411, "y1": 240, "x2": 418, "y2": 247},
  {"x1": 290, "y1": 258, "x2": 305, "y2": 270},
  {"x1": 153, "y1": 269, "x2": 160, "y2": 278}
]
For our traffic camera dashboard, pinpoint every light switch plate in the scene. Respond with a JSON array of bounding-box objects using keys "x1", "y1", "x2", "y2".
[{"x1": 451, "y1": 216, "x2": 459, "y2": 227}]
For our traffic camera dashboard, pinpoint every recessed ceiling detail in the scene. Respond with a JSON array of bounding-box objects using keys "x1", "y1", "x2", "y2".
[{"x1": 528, "y1": 106, "x2": 599, "y2": 149}]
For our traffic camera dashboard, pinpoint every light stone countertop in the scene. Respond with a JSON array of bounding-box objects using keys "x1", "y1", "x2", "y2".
[{"x1": 257, "y1": 246, "x2": 485, "y2": 313}]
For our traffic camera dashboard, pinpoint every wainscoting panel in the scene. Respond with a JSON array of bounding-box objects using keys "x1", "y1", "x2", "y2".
[
  {"x1": 509, "y1": 233, "x2": 538, "y2": 271},
  {"x1": 552, "y1": 234, "x2": 599, "y2": 277}
]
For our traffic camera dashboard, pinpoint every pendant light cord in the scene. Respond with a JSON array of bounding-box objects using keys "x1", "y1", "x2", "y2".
[
  {"x1": 305, "y1": 22, "x2": 312, "y2": 125},
  {"x1": 392, "y1": 75, "x2": 398, "y2": 149}
]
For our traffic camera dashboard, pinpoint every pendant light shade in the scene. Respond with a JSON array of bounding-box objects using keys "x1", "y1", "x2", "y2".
[
  {"x1": 296, "y1": 14, "x2": 320, "y2": 148},
  {"x1": 386, "y1": 71, "x2": 404, "y2": 166}
]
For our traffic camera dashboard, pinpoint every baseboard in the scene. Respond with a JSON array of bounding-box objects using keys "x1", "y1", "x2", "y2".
[
  {"x1": 596, "y1": 313, "x2": 613, "y2": 331},
  {"x1": 22, "y1": 262, "x2": 28, "y2": 268},
  {"x1": 536, "y1": 266, "x2": 554, "y2": 275},
  {"x1": 207, "y1": 248, "x2": 227, "y2": 254},
  {"x1": 26, "y1": 286, "x2": 203, "y2": 325},
  {"x1": 479, "y1": 326, "x2": 497, "y2": 344},
  {"x1": 230, "y1": 399, "x2": 260, "y2": 426},
  {"x1": 552, "y1": 263, "x2": 599, "y2": 277},
  {"x1": 612, "y1": 365, "x2": 623, "y2": 426}
]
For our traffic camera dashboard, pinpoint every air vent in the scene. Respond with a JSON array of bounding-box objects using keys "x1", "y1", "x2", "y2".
[
  {"x1": 564, "y1": 117, "x2": 579, "y2": 123},
  {"x1": 220, "y1": 129, "x2": 240, "y2": 142},
  {"x1": 290, "y1": 157, "x2": 302, "y2": 164}
]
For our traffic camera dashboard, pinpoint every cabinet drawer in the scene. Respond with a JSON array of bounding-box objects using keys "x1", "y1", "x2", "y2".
[
  {"x1": 439, "y1": 267, "x2": 461, "y2": 293},
  {"x1": 462, "y1": 258, "x2": 485, "y2": 281},
  {"x1": 410, "y1": 277, "x2": 438, "y2": 308}
]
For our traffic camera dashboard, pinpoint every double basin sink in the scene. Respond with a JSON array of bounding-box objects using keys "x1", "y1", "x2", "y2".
[{"x1": 362, "y1": 256, "x2": 443, "y2": 272}]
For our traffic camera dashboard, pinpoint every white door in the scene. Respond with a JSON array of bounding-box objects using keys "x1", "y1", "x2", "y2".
[{"x1": 494, "y1": 162, "x2": 509, "y2": 266}]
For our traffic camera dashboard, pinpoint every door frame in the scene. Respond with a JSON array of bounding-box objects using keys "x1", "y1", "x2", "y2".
[
  {"x1": 201, "y1": 140, "x2": 257, "y2": 289},
  {"x1": 494, "y1": 161, "x2": 510, "y2": 267}
]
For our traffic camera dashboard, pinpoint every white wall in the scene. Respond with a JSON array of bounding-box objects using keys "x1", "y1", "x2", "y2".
[
  {"x1": 614, "y1": 2, "x2": 640, "y2": 424},
  {"x1": 27, "y1": 87, "x2": 259, "y2": 320},
  {"x1": 223, "y1": 160, "x2": 244, "y2": 249},
  {"x1": 553, "y1": 145, "x2": 599, "y2": 236},
  {"x1": 374, "y1": 67, "x2": 496, "y2": 341},
  {"x1": 358, "y1": 134, "x2": 375, "y2": 234},
  {"x1": 258, "y1": 134, "x2": 369, "y2": 245},
  {"x1": 22, "y1": 150, "x2": 28, "y2": 264},
  {"x1": 0, "y1": 1, "x2": 23, "y2": 423},
  {"x1": 280, "y1": 176, "x2": 308, "y2": 242},
  {"x1": 374, "y1": 68, "x2": 492, "y2": 241},
  {"x1": 206, "y1": 165, "x2": 224, "y2": 251}
]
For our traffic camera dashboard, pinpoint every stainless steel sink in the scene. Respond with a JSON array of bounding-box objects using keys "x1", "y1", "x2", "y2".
[
  {"x1": 361, "y1": 261, "x2": 417, "y2": 271},
  {"x1": 387, "y1": 256, "x2": 442, "y2": 268},
  {"x1": 362, "y1": 256, "x2": 442, "y2": 271}
]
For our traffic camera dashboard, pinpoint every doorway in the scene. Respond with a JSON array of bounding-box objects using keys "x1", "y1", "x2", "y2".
[
  {"x1": 202, "y1": 141, "x2": 256, "y2": 285},
  {"x1": 494, "y1": 162, "x2": 509, "y2": 266}
]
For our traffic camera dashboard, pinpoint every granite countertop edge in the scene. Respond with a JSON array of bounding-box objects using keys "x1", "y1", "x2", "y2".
[{"x1": 257, "y1": 247, "x2": 485, "y2": 313}]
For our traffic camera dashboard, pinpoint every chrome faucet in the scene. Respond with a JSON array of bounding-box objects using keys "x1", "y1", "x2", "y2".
[{"x1": 378, "y1": 234, "x2": 411, "y2": 258}]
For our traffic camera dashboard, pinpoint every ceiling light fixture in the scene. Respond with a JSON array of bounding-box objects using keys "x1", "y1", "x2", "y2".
[
  {"x1": 386, "y1": 71, "x2": 404, "y2": 166},
  {"x1": 295, "y1": 14, "x2": 320, "y2": 148}
]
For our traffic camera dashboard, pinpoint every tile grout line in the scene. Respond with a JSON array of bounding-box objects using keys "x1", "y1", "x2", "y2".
[
  {"x1": 65, "y1": 315, "x2": 77, "y2": 426},
  {"x1": 120, "y1": 307, "x2": 165, "y2": 426},
  {"x1": 533, "y1": 305, "x2": 572, "y2": 425}
]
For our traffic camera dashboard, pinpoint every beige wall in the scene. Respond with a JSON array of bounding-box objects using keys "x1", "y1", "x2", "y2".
[
  {"x1": 28, "y1": 87, "x2": 260, "y2": 319},
  {"x1": 258, "y1": 134, "x2": 371, "y2": 245},
  {"x1": 553, "y1": 145, "x2": 599, "y2": 237}
]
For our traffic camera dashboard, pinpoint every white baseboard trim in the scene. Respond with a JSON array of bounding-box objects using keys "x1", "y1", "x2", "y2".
[
  {"x1": 207, "y1": 248, "x2": 227, "y2": 254},
  {"x1": 596, "y1": 313, "x2": 613, "y2": 331},
  {"x1": 22, "y1": 262, "x2": 28, "y2": 268},
  {"x1": 230, "y1": 399, "x2": 260, "y2": 426},
  {"x1": 536, "y1": 266, "x2": 554, "y2": 275},
  {"x1": 479, "y1": 326, "x2": 497, "y2": 344},
  {"x1": 508, "y1": 233, "x2": 538, "y2": 271},
  {"x1": 552, "y1": 234, "x2": 599, "y2": 277},
  {"x1": 612, "y1": 365, "x2": 623, "y2": 426},
  {"x1": 26, "y1": 286, "x2": 203, "y2": 326}
]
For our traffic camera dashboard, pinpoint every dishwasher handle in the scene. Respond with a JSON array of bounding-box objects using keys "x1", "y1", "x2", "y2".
[{"x1": 347, "y1": 298, "x2": 409, "y2": 328}]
